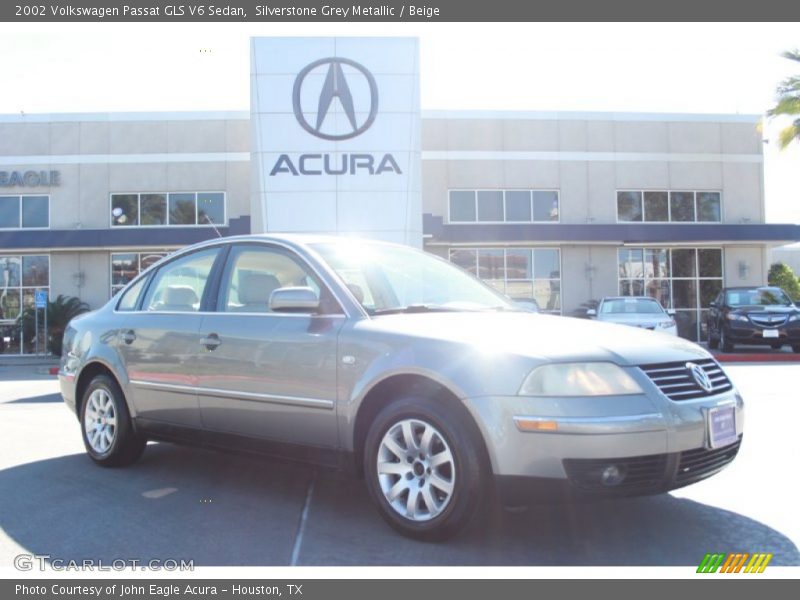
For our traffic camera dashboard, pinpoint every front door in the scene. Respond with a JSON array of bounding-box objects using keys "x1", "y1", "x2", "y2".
[{"x1": 196, "y1": 244, "x2": 344, "y2": 448}]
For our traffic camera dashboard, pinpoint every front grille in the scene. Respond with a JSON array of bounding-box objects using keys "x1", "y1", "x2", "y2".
[
  {"x1": 563, "y1": 453, "x2": 668, "y2": 493},
  {"x1": 640, "y1": 358, "x2": 733, "y2": 401},
  {"x1": 676, "y1": 436, "x2": 742, "y2": 484},
  {"x1": 749, "y1": 314, "x2": 787, "y2": 328}
]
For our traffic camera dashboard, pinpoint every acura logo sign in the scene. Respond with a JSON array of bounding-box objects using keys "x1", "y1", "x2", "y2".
[
  {"x1": 292, "y1": 57, "x2": 379, "y2": 141},
  {"x1": 686, "y1": 362, "x2": 714, "y2": 393}
]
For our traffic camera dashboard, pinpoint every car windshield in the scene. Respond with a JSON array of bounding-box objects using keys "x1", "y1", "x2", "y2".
[
  {"x1": 312, "y1": 241, "x2": 518, "y2": 314},
  {"x1": 726, "y1": 288, "x2": 793, "y2": 307},
  {"x1": 600, "y1": 298, "x2": 664, "y2": 315}
]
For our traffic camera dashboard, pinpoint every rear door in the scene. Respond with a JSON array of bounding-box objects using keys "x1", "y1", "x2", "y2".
[
  {"x1": 117, "y1": 245, "x2": 224, "y2": 430},
  {"x1": 196, "y1": 243, "x2": 345, "y2": 448}
]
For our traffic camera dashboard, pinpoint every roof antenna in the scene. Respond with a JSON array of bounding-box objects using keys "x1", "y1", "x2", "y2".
[{"x1": 204, "y1": 214, "x2": 223, "y2": 238}]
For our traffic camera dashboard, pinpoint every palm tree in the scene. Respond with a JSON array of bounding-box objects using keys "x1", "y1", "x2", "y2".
[
  {"x1": 21, "y1": 294, "x2": 90, "y2": 355},
  {"x1": 767, "y1": 50, "x2": 800, "y2": 149}
]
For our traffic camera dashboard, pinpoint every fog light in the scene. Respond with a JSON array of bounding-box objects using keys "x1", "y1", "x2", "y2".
[{"x1": 600, "y1": 465, "x2": 626, "y2": 487}]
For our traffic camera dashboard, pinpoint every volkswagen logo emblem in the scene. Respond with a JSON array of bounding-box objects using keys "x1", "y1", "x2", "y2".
[
  {"x1": 292, "y1": 57, "x2": 379, "y2": 141},
  {"x1": 686, "y1": 362, "x2": 714, "y2": 393}
]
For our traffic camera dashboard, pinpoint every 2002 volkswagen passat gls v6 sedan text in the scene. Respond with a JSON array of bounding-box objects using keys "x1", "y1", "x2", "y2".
[{"x1": 59, "y1": 235, "x2": 744, "y2": 540}]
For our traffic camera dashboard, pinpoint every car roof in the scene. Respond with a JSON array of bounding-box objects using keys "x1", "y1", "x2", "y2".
[
  {"x1": 170, "y1": 233, "x2": 410, "y2": 256},
  {"x1": 600, "y1": 296, "x2": 659, "y2": 301},
  {"x1": 722, "y1": 286, "x2": 784, "y2": 291}
]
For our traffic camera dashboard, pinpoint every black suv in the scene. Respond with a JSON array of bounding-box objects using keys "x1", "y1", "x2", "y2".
[{"x1": 707, "y1": 286, "x2": 800, "y2": 353}]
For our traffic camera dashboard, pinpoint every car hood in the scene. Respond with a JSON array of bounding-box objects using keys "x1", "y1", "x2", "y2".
[
  {"x1": 361, "y1": 311, "x2": 708, "y2": 366},
  {"x1": 596, "y1": 314, "x2": 672, "y2": 324}
]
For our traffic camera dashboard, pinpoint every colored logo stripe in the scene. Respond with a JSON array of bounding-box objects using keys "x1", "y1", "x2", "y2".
[{"x1": 697, "y1": 552, "x2": 772, "y2": 573}]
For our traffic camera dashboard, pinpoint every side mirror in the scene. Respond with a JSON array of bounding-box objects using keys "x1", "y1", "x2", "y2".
[
  {"x1": 586, "y1": 308, "x2": 597, "y2": 317},
  {"x1": 269, "y1": 287, "x2": 320, "y2": 313},
  {"x1": 666, "y1": 309, "x2": 676, "y2": 316},
  {"x1": 708, "y1": 301, "x2": 716, "y2": 309}
]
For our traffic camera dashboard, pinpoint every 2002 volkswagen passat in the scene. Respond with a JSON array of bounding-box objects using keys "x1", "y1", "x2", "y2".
[{"x1": 60, "y1": 235, "x2": 743, "y2": 540}]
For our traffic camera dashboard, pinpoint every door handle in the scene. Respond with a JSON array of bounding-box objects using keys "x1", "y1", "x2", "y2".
[
  {"x1": 200, "y1": 333, "x2": 221, "y2": 351},
  {"x1": 121, "y1": 330, "x2": 136, "y2": 345}
]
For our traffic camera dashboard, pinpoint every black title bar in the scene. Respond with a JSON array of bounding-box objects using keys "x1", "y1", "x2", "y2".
[{"x1": 3, "y1": 0, "x2": 800, "y2": 22}]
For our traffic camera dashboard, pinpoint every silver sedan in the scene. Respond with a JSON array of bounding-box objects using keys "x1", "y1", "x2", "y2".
[
  {"x1": 59, "y1": 235, "x2": 743, "y2": 540},
  {"x1": 589, "y1": 296, "x2": 678, "y2": 336}
]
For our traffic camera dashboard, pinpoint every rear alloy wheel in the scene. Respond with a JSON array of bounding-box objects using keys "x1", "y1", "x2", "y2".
[
  {"x1": 364, "y1": 397, "x2": 488, "y2": 541},
  {"x1": 80, "y1": 375, "x2": 146, "y2": 467},
  {"x1": 720, "y1": 327, "x2": 734, "y2": 353}
]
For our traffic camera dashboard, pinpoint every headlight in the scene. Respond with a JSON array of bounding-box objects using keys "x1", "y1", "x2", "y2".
[
  {"x1": 726, "y1": 313, "x2": 748, "y2": 322},
  {"x1": 789, "y1": 314, "x2": 800, "y2": 322},
  {"x1": 657, "y1": 320, "x2": 676, "y2": 329},
  {"x1": 518, "y1": 362, "x2": 643, "y2": 397}
]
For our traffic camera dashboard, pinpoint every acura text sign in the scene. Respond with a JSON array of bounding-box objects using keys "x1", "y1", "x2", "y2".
[{"x1": 250, "y1": 37, "x2": 422, "y2": 246}]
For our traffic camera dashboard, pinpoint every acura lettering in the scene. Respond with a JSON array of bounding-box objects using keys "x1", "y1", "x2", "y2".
[{"x1": 269, "y1": 153, "x2": 402, "y2": 176}]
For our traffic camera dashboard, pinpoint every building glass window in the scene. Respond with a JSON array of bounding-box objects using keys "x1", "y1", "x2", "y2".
[
  {"x1": 617, "y1": 191, "x2": 643, "y2": 222},
  {"x1": 505, "y1": 191, "x2": 532, "y2": 222},
  {"x1": 696, "y1": 192, "x2": 722, "y2": 222},
  {"x1": 670, "y1": 192, "x2": 695, "y2": 222},
  {"x1": 477, "y1": 191, "x2": 504, "y2": 222},
  {"x1": 111, "y1": 192, "x2": 226, "y2": 227},
  {"x1": 533, "y1": 191, "x2": 559, "y2": 222},
  {"x1": 617, "y1": 190, "x2": 722, "y2": 223},
  {"x1": 0, "y1": 254, "x2": 50, "y2": 355},
  {"x1": 617, "y1": 247, "x2": 723, "y2": 341},
  {"x1": 643, "y1": 192, "x2": 669, "y2": 222},
  {"x1": 111, "y1": 251, "x2": 170, "y2": 297},
  {"x1": 0, "y1": 195, "x2": 50, "y2": 229},
  {"x1": 449, "y1": 247, "x2": 562, "y2": 314},
  {"x1": 449, "y1": 190, "x2": 559, "y2": 223},
  {"x1": 140, "y1": 194, "x2": 167, "y2": 226}
]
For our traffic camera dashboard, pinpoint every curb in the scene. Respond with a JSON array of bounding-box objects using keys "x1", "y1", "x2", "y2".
[{"x1": 713, "y1": 353, "x2": 800, "y2": 363}]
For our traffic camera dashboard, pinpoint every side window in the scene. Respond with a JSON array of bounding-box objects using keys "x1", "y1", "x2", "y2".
[
  {"x1": 116, "y1": 277, "x2": 148, "y2": 312},
  {"x1": 143, "y1": 247, "x2": 220, "y2": 312},
  {"x1": 219, "y1": 245, "x2": 338, "y2": 314}
]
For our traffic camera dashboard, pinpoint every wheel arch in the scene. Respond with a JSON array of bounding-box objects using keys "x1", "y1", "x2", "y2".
[
  {"x1": 351, "y1": 373, "x2": 493, "y2": 477},
  {"x1": 75, "y1": 361, "x2": 129, "y2": 424}
]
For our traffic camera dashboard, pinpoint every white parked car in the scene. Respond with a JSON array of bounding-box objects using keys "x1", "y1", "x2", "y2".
[{"x1": 589, "y1": 296, "x2": 678, "y2": 336}]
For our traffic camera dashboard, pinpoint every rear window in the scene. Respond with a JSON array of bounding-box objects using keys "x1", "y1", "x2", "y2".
[{"x1": 601, "y1": 298, "x2": 664, "y2": 315}]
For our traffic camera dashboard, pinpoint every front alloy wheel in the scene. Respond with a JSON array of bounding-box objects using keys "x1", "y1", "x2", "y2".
[
  {"x1": 364, "y1": 396, "x2": 488, "y2": 541},
  {"x1": 376, "y1": 419, "x2": 455, "y2": 522}
]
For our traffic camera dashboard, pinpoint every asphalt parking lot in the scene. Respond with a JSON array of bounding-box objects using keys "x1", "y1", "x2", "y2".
[{"x1": 0, "y1": 362, "x2": 798, "y2": 567}]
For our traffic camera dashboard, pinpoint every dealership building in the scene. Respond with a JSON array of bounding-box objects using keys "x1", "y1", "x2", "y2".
[{"x1": 1, "y1": 36, "x2": 799, "y2": 354}]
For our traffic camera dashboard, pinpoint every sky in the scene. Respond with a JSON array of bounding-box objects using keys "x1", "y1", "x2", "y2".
[{"x1": 0, "y1": 22, "x2": 797, "y2": 225}]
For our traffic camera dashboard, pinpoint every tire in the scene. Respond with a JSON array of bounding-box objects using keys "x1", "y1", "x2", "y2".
[
  {"x1": 80, "y1": 374, "x2": 146, "y2": 467},
  {"x1": 720, "y1": 326, "x2": 734, "y2": 353},
  {"x1": 363, "y1": 396, "x2": 489, "y2": 541},
  {"x1": 707, "y1": 327, "x2": 719, "y2": 350},
  {"x1": 793, "y1": 344, "x2": 800, "y2": 354}
]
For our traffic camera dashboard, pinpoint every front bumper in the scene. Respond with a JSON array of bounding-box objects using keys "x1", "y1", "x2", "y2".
[
  {"x1": 727, "y1": 321, "x2": 800, "y2": 344},
  {"x1": 463, "y1": 369, "x2": 744, "y2": 503},
  {"x1": 496, "y1": 435, "x2": 742, "y2": 504}
]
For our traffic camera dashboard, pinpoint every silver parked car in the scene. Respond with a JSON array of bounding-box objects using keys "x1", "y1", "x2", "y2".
[
  {"x1": 589, "y1": 296, "x2": 678, "y2": 336},
  {"x1": 59, "y1": 235, "x2": 743, "y2": 540}
]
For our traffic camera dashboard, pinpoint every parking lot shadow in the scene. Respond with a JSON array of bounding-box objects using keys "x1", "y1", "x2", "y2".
[
  {"x1": 6, "y1": 392, "x2": 63, "y2": 404},
  {"x1": 1, "y1": 443, "x2": 797, "y2": 566}
]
